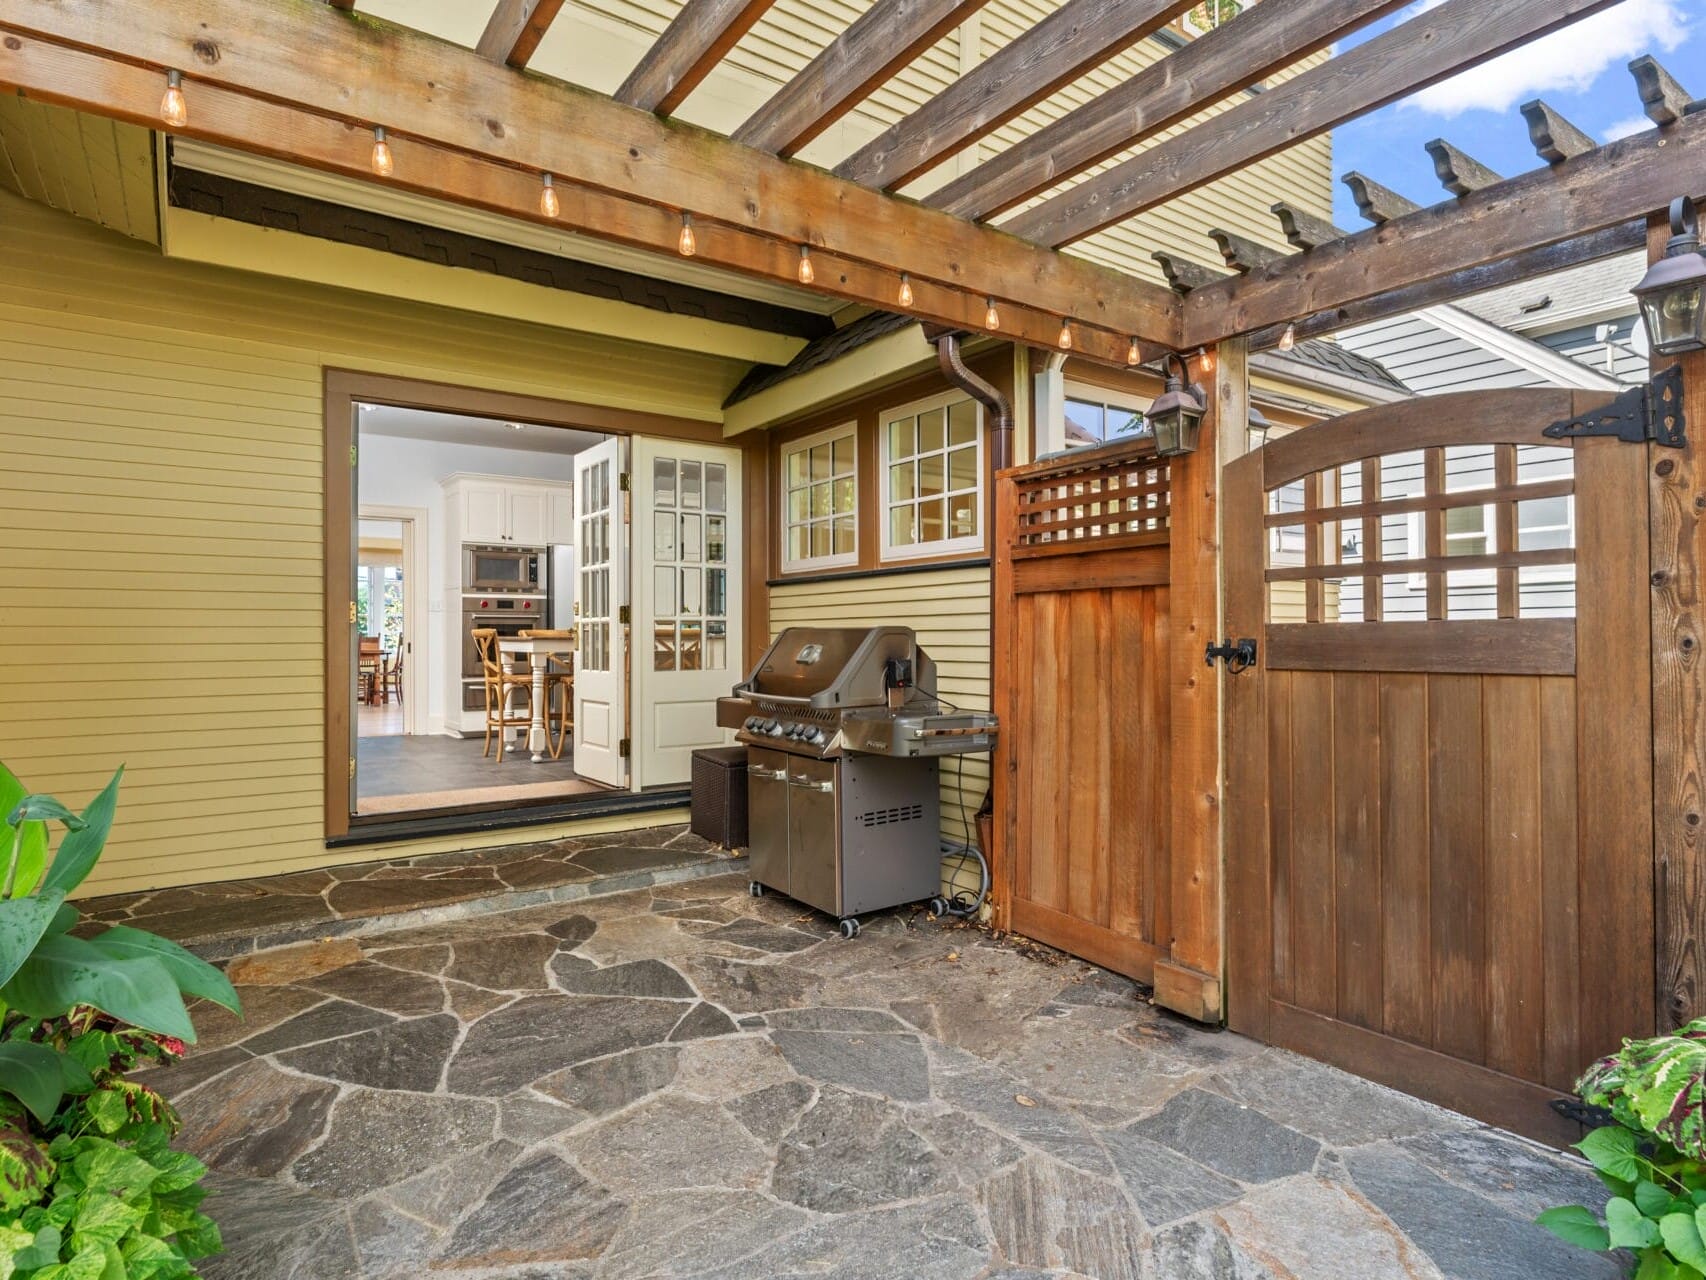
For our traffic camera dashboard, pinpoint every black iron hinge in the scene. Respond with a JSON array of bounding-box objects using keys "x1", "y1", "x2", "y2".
[{"x1": 1542, "y1": 365, "x2": 1686, "y2": 448}]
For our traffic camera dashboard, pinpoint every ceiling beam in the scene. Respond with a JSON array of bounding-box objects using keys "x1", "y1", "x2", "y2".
[
  {"x1": 616, "y1": 0, "x2": 777, "y2": 117},
  {"x1": 0, "y1": 24, "x2": 1175, "y2": 368},
  {"x1": 1001, "y1": 0, "x2": 1621, "y2": 248},
  {"x1": 0, "y1": 0, "x2": 1179, "y2": 354},
  {"x1": 834, "y1": 0, "x2": 1192, "y2": 192},
  {"x1": 1245, "y1": 221, "x2": 1645, "y2": 353},
  {"x1": 927, "y1": 0, "x2": 1410, "y2": 223},
  {"x1": 1180, "y1": 113, "x2": 1706, "y2": 348},
  {"x1": 475, "y1": 0, "x2": 567, "y2": 68},
  {"x1": 732, "y1": 0, "x2": 990, "y2": 158}
]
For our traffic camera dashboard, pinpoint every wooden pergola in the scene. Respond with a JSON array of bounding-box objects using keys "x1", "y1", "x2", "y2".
[{"x1": 0, "y1": 0, "x2": 1697, "y2": 372}]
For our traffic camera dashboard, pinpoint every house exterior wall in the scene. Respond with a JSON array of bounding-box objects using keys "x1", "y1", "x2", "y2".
[
  {"x1": 1337, "y1": 314, "x2": 1553, "y2": 395},
  {"x1": 0, "y1": 189, "x2": 752, "y2": 896},
  {"x1": 1535, "y1": 317, "x2": 1648, "y2": 385}
]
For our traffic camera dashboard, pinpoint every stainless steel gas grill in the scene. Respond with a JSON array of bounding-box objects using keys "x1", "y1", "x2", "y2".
[{"x1": 717, "y1": 626, "x2": 998, "y2": 938}]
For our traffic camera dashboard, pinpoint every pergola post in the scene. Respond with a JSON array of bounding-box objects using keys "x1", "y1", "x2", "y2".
[{"x1": 1650, "y1": 212, "x2": 1706, "y2": 1032}]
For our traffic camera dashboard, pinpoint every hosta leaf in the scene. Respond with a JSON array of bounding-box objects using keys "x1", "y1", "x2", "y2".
[
  {"x1": 41, "y1": 770, "x2": 122, "y2": 899},
  {"x1": 86, "y1": 928, "x2": 239, "y2": 1015},
  {"x1": 1635, "y1": 1255, "x2": 1685, "y2": 1280},
  {"x1": 0, "y1": 1040, "x2": 70, "y2": 1125},
  {"x1": 12, "y1": 1224, "x2": 63, "y2": 1270},
  {"x1": 1579, "y1": 1126, "x2": 1644, "y2": 1183},
  {"x1": 0, "y1": 890, "x2": 67, "y2": 988},
  {"x1": 1639, "y1": 1179, "x2": 1678, "y2": 1216},
  {"x1": 1665, "y1": 1209, "x2": 1706, "y2": 1272},
  {"x1": 1536, "y1": 1204, "x2": 1610, "y2": 1251},
  {"x1": 0, "y1": 935, "x2": 194, "y2": 1042},
  {"x1": 1608, "y1": 1195, "x2": 1662, "y2": 1249}
]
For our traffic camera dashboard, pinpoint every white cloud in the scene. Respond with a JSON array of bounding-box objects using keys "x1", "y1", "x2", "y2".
[
  {"x1": 1400, "y1": 0, "x2": 1689, "y2": 118},
  {"x1": 1602, "y1": 114, "x2": 1656, "y2": 140}
]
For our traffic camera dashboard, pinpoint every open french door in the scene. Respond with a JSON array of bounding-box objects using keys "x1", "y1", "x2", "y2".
[
  {"x1": 573, "y1": 438, "x2": 630, "y2": 787},
  {"x1": 631, "y1": 439, "x2": 743, "y2": 789}
]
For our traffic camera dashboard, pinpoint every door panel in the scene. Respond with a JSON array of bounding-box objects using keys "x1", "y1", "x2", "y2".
[
  {"x1": 573, "y1": 438, "x2": 629, "y2": 788},
  {"x1": 786, "y1": 757, "x2": 839, "y2": 916},
  {"x1": 631, "y1": 439, "x2": 742, "y2": 789}
]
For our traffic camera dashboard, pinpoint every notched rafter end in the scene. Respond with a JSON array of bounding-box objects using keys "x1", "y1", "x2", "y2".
[
  {"x1": 1342, "y1": 171, "x2": 1421, "y2": 225},
  {"x1": 1519, "y1": 99, "x2": 1596, "y2": 164},
  {"x1": 1206, "y1": 227, "x2": 1289, "y2": 274},
  {"x1": 1152, "y1": 250, "x2": 1231, "y2": 296},
  {"x1": 1423, "y1": 139, "x2": 1502, "y2": 196},
  {"x1": 1269, "y1": 201, "x2": 1343, "y2": 252},
  {"x1": 1631, "y1": 54, "x2": 1693, "y2": 127}
]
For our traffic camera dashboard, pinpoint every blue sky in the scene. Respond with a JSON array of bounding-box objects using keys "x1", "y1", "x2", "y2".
[{"x1": 1328, "y1": 0, "x2": 1705, "y2": 227}]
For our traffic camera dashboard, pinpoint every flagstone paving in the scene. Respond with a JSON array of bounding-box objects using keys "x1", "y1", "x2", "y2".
[{"x1": 151, "y1": 867, "x2": 1619, "y2": 1280}]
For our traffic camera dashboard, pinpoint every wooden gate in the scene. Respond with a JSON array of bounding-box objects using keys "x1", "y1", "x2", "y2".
[
  {"x1": 991, "y1": 440, "x2": 1176, "y2": 983},
  {"x1": 1224, "y1": 389, "x2": 1654, "y2": 1142}
]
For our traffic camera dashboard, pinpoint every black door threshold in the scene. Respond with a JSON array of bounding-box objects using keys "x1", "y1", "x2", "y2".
[{"x1": 330, "y1": 788, "x2": 691, "y2": 848}]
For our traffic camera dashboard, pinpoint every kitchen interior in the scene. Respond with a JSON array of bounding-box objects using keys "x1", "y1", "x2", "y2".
[{"x1": 353, "y1": 403, "x2": 617, "y2": 817}]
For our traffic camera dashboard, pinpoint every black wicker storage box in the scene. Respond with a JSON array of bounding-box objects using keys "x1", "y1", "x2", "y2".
[{"x1": 690, "y1": 745, "x2": 749, "y2": 849}]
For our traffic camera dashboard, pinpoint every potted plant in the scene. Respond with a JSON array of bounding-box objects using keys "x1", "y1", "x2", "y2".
[
  {"x1": 1, "y1": 762, "x2": 240, "y2": 1277},
  {"x1": 1540, "y1": 1019, "x2": 1706, "y2": 1278}
]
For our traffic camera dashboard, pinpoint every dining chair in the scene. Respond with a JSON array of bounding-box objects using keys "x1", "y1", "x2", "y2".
[
  {"x1": 380, "y1": 649, "x2": 404, "y2": 705},
  {"x1": 472, "y1": 629, "x2": 533, "y2": 763},
  {"x1": 357, "y1": 636, "x2": 383, "y2": 706}
]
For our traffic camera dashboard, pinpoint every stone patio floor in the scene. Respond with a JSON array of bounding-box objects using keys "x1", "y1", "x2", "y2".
[{"x1": 146, "y1": 853, "x2": 1619, "y2": 1279}]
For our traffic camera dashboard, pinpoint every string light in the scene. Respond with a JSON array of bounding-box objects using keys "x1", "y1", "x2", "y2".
[
  {"x1": 678, "y1": 213, "x2": 696, "y2": 257},
  {"x1": 1277, "y1": 322, "x2": 1297, "y2": 352},
  {"x1": 539, "y1": 173, "x2": 560, "y2": 219},
  {"x1": 1057, "y1": 319, "x2": 1073, "y2": 351},
  {"x1": 1126, "y1": 337, "x2": 1141, "y2": 367},
  {"x1": 370, "y1": 126, "x2": 395, "y2": 178},
  {"x1": 797, "y1": 244, "x2": 815, "y2": 285},
  {"x1": 1196, "y1": 346, "x2": 1215, "y2": 375},
  {"x1": 984, "y1": 298, "x2": 1000, "y2": 331},
  {"x1": 159, "y1": 70, "x2": 187, "y2": 129},
  {"x1": 898, "y1": 273, "x2": 914, "y2": 308}
]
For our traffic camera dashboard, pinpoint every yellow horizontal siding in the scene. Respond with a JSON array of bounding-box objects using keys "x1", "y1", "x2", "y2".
[
  {"x1": 0, "y1": 186, "x2": 742, "y2": 897},
  {"x1": 770, "y1": 566, "x2": 992, "y2": 855}
]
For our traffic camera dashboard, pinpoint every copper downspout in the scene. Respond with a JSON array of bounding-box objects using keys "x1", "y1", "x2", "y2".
[{"x1": 930, "y1": 329, "x2": 1014, "y2": 473}]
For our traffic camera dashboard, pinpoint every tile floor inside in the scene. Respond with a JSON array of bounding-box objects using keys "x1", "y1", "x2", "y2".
[{"x1": 128, "y1": 836, "x2": 1617, "y2": 1280}]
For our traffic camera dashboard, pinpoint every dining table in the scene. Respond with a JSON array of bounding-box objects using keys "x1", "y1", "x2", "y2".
[{"x1": 496, "y1": 634, "x2": 573, "y2": 763}]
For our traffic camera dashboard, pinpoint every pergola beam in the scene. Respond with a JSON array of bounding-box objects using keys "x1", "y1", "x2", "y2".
[
  {"x1": 834, "y1": 0, "x2": 1193, "y2": 192},
  {"x1": 0, "y1": 0, "x2": 1179, "y2": 357},
  {"x1": 928, "y1": 0, "x2": 1409, "y2": 222},
  {"x1": 616, "y1": 0, "x2": 777, "y2": 116},
  {"x1": 1181, "y1": 113, "x2": 1706, "y2": 348},
  {"x1": 732, "y1": 0, "x2": 989, "y2": 158},
  {"x1": 475, "y1": 0, "x2": 567, "y2": 68},
  {"x1": 1002, "y1": 0, "x2": 1621, "y2": 248}
]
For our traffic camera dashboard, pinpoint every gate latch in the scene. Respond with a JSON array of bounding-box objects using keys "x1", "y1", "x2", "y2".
[
  {"x1": 1205, "y1": 638, "x2": 1258, "y2": 673},
  {"x1": 1541, "y1": 365, "x2": 1686, "y2": 448}
]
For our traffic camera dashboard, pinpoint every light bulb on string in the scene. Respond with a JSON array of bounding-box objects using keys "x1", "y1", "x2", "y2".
[
  {"x1": 160, "y1": 70, "x2": 188, "y2": 129},
  {"x1": 797, "y1": 245, "x2": 815, "y2": 285},
  {"x1": 898, "y1": 273, "x2": 914, "y2": 308},
  {"x1": 1277, "y1": 322, "x2": 1297, "y2": 352},
  {"x1": 539, "y1": 173, "x2": 560, "y2": 219},
  {"x1": 1057, "y1": 319, "x2": 1073, "y2": 351},
  {"x1": 371, "y1": 126, "x2": 395, "y2": 178},
  {"x1": 678, "y1": 213, "x2": 696, "y2": 257},
  {"x1": 984, "y1": 298, "x2": 1000, "y2": 331},
  {"x1": 1126, "y1": 337, "x2": 1141, "y2": 367},
  {"x1": 1196, "y1": 346, "x2": 1215, "y2": 376}
]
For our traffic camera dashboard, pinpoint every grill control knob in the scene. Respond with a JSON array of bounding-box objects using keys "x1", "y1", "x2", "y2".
[
  {"x1": 766, "y1": 721, "x2": 784, "y2": 737},
  {"x1": 807, "y1": 727, "x2": 826, "y2": 745}
]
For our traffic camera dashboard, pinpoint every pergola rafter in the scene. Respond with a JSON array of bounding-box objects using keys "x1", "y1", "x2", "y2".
[
  {"x1": 475, "y1": 0, "x2": 568, "y2": 68},
  {"x1": 615, "y1": 0, "x2": 778, "y2": 116}
]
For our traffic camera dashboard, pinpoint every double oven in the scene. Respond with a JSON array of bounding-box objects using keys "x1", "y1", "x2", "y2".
[{"x1": 460, "y1": 595, "x2": 547, "y2": 712}]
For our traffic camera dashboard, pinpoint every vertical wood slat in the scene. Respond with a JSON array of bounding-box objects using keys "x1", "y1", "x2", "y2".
[
  {"x1": 1066, "y1": 591, "x2": 1113, "y2": 929},
  {"x1": 1333, "y1": 672, "x2": 1382, "y2": 1030},
  {"x1": 1108, "y1": 587, "x2": 1147, "y2": 944},
  {"x1": 1539, "y1": 677, "x2": 1581, "y2": 1090},
  {"x1": 1148, "y1": 588, "x2": 1176, "y2": 950},
  {"x1": 1428, "y1": 674, "x2": 1486, "y2": 1064},
  {"x1": 1290, "y1": 670, "x2": 1336, "y2": 1017},
  {"x1": 1494, "y1": 444, "x2": 1519, "y2": 619},
  {"x1": 1268, "y1": 670, "x2": 1295, "y2": 1006},
  {"x1": 1303, "y1": 471, "x2": 1324, "y2": 623},
  {"x1": 1424, "y1": 448, "x2": 1446, "y2": 620},
  {"x1": 1484, "y1": 676, "x2": 1544, "y2": 1081},
  {"x1": 1361, "y1": 457, "x2": 1383, "y2": 622},
  {"x1": 1380, "y1": 673, "x2": 1431, "y2": 1046}
]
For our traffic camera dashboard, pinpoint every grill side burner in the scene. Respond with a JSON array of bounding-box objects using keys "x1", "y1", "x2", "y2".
[{"x1": 727, "y1": 626, "x2": 997, "y2": 938}]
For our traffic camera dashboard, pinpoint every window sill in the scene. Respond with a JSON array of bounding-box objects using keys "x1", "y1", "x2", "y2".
[{"x1": 767, "y1": 556, "x2": 992, "y2": 588}]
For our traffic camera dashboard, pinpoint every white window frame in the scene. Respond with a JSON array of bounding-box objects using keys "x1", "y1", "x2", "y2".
[
  {"x1": 879, "y1": 390, "x2": 985, "y2": 562},
  {"x1": 780, "y1": 422, "x2": 859, "y2": 573},
  {"x1": 1062, "y1": 381, "x2": 1151, "y2": 450},
  {"x1": 1404, "y1": 496, "x2": 1575, "y2": 587}
]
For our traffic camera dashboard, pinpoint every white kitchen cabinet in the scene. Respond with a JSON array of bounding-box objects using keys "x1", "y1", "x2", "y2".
[
  {"x1": 444, "y1": 474, "x2": 569, "y2": 548},
  {"x1": 459, "y1": 481, "x2": 508, "y2": 543},
  {"x1": 507, "y1": 487, "x2": 550, "y2": 546},
  {"x1": 547, "y1": 487, "x2": 574, "y2": 545}
]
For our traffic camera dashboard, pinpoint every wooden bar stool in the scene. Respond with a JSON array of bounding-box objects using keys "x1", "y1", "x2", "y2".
[{"x1": 472, "y1": 628, "x2": 533, "y2": 763}]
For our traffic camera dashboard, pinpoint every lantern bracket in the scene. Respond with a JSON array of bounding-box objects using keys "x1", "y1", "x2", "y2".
[{"x1": 1541, "y1": 365, "x2": 1686, "y2": 449}]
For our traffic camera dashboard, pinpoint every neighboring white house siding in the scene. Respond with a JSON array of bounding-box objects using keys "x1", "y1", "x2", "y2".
[
  {"x1": 1338, "y1": 315, "x2": 1554, "y2": 395},
  {"x1": 1535, "y1": 318, "x2": 1648, "y2": 385}
]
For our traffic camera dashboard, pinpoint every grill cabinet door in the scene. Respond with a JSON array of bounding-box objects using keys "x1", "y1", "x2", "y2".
[
  {"x1": 746, "y1": 747, "x2": 791, "y2": 895},
  {"x1": 786, "y1": 757, "x2": 840, "y2": 917}
]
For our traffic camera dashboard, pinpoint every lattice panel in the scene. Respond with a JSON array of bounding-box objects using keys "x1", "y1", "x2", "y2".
[
  {"x1": 1263, "y1": 443, "x2": 1576, "y2": 623},
  {"x1": 1011, "y1": 446, "x2": 1171, "y2": 558}
]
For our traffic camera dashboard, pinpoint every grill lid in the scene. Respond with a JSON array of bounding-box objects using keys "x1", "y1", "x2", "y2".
[{"x1": 736, "y1": 626, "x2": 936, "y2": 710}]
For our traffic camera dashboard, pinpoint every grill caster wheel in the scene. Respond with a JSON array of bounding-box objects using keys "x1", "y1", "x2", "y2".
[
  {"x1": 927, "y1": 896, "x2": 950, "y2": 919},
  {"x1": 748, "y1": 882, "x2": 764, "y2": 898},
  {"x1": 838, "y1": 917, "x2": 860, "y2": 940}
]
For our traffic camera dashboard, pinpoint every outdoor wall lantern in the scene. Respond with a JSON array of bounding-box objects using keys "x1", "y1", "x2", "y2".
[
  {"x1": 1634, "y1": 197, "x2": 1706, "y2": 357},
  {"x1": 1148, "y1": 352, "x2": 1208, "y2": 457}
]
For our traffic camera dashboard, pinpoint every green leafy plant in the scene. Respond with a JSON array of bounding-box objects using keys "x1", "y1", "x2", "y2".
[
  {"x1": 1, "y1": 762, "x2": 240, "y2": 1277},
  {"x1": 1540, "y1": 1019, "x2": 1706, "y2": 1278}
]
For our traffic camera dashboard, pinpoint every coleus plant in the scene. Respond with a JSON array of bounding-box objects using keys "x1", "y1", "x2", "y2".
[{"x1": 1540, "y1": 1018, "x2": 1706, "y2": 1279}]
